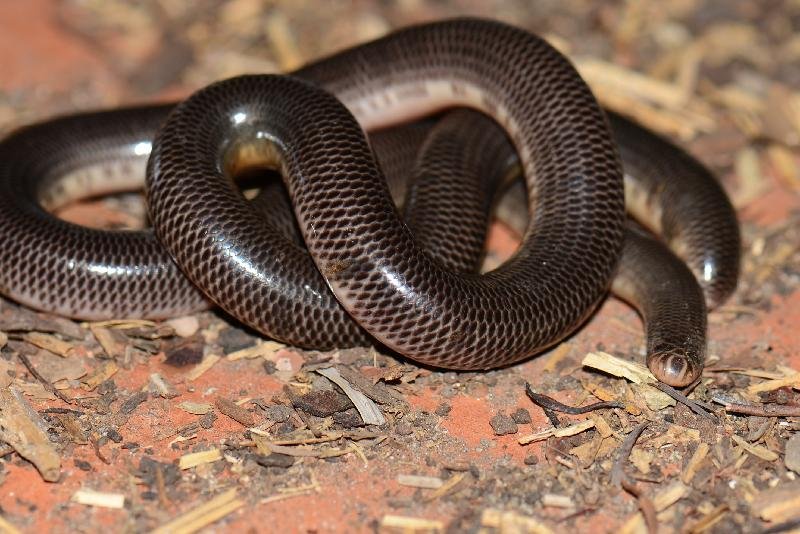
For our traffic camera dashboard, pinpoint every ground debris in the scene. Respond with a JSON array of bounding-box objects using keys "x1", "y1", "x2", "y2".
[
  {"x1": 0, "y1": 386, "x2": 60, "y2": 481},
  {"x1": 214, "y1": 397, "x2": 257, "y2": 427}
]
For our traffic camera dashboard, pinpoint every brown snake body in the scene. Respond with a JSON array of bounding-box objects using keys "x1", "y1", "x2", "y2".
[{"x1": 0, "y1": 19, "x2": 740, "y2": 386}]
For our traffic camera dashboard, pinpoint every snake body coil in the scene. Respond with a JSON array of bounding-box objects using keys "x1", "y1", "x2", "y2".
[{"x1": 0, "y1": 19, "x2": 740, "y2": 386}]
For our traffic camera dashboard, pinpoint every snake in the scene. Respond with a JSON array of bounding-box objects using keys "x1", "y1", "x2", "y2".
[{"x1": 0, "y1": 18, "x2": 740, "y2": 386}]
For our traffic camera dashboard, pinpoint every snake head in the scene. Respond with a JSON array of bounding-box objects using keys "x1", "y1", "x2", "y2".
[{"x1": 648, "y1": 349, "x2": 702, "y2": 388}]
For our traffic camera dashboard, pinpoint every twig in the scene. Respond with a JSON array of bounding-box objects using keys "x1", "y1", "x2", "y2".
[
  {"x1": 652, "y1": 382, "x2": 716, "y2": 421},
  {"x1": 745, "y1": 417, "x2": 774, "y2": 442},
  {"x1": 682, "y1": 376, "x2": 703, "y2": 396},
  {"x1": 17, "y1": 352, "x2": 72, "y2": 404},
  {"x1": 525, "y1": 383, "x2": 623, "y2": 415},
  {"x1": 611, "y1": 421, "x2": 650, "y2": 488},
  {"x1": 621, "y1": 478, "x2": 658, "y2": 534},
  {"x1": 762, "y1": 517, "x2": 800, "y2": 534},
  {"x1": 723, "y1": 402, "x2": 800, "y2": 417}
]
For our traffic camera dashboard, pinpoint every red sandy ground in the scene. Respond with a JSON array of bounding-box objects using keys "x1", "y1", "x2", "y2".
[{"x1": 0, "y1": 1, "x2": 798, "y2": 532}]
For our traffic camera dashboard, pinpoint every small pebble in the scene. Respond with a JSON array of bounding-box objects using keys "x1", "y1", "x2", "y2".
[
  {"x1": 103, "y1": 428, "x2": 124, "y2": 443},
  {"x1": 333, "y1": 408, "x2": 364, "y2": 428},
  {"x1": 119, "y1": 391, "x2": 149, "y2": 414},
  {"x1": 434, "y1": 402, "x2": 452, "y2": 417},
  {"x1": 489, "y1": 413, "x2": 518, "y2": 435},
  {"x1": 74, "y1": 459, "x2": 92, "y2": 471},
  {"x1": 524, "y1": 454, "x2": 539, "y2": 465},
  {"x1": 218, "y1": 327, "x2": 255, "y2": 353},
  {"x1": 165, "y1": 316, "x2": 199, "y2": 338},
  {"x1": 511, "y1": 408, "x2": 532, "y2": 424},
  {"x1": 265, "y1": 404, "x2": 293, "y2": 423},
  {"x1": 395, "y1": 422, "x2": 413, "y2": 436},
  {"x1": 442, "y1": 372, "x2": 460, "y2": 384},
  {"x1": 199, "y1": 411, "x2": 217, "y2": 429},
  {"x1": 163, "y1": 343, "x2": 203, "y2": 367},
  {"x1": 292, "y1": 390, "x2": 352, "y2": 417},
  {"x1": 262, "y1": 360, "x2": 277, "y2": 374},
  {"x1": 254, "y1": 452, "x2": 295, "y2": 469}
]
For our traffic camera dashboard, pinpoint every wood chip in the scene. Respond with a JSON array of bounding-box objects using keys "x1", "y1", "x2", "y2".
[
  {"x1": 541, "y1": 493, "x2": 574, "y2": 508},
  {"x1": 396, "y1": 475, "x2": 444, "y2": 489},
  {"x1": 767, "y1": 144, "x2": 800, "y2": 190},
  {"x1": 87, "y1": 319, "x2": 160, "y2": 330},
  {"x1": 542, "y1": 342, "x2": 572, "y2": 373},
  {"x1": 681, "y1": 442, "x2": 710, "y2": 484},
  {"x1": 317, "y1": 367, "x2": 386, "y2": 425},
  {"x1": 81, "y1": 361, "x2": 118, "y2": 390},
  {"x1": 178, "y1": 401, "x2": 213, "y2": 415},
  {"x1": 518, "y1": 419, "x2": 595, "y2": 445},
  {"x1": 380, "y1": 515, "x2": 444, "y2": 533},
  {"x1": 0, "y1": 386, "x2": 60, "y2": 482},
  {"x1": 22, "y1": 332, "x2": 75, "y2": 358},
  {"x1": 589, "y1": 412, "x2": 614, "y2": 438},
  {"x1": 226, "y1": 340, "x2": 285, "y2": 360},
  {"x1": 654, "y1": 481, "x2": 691, "y2": 509},
  {"x1": 620, "y1": 482, "x2": 690, "y2": 534},
  {"x1": 0, "y1": 359, "x2": 12, "y2": 389},
  {"x1": 647, "y1": 424, "x2": 701, "y2": 448},
  {"x1": 577, "y1": 57, "x2": 690, "y2": 109},
  {"x1": 26, "y1": 349, "x2": 85, "y2": 383},
  {"x1": 0, "y1": 514, "x2": 22, "y2": 534},
  {"x1": 480, "y1": 508, "x2": 554, "y2": 534},
  {"x1": 152, "y1": 488, "x2": 244, "y2": 534},
  {"x1": 150, "y1": 373, "x2": 179, "y2": 398},
  {"x1": 751, "y1": 481, "x2": 800, "y2": 523},
  {"x1": 264, "y1": 12, "x2": 303, "y2": 71},
  {"x1": 186, "y1": 353, "x2": 221, "y2": 381},
  {"x1": 71, "y1": 488, "x2": 125, "y2": 509},
  {"x1": 785, "y1": 433, "x2": 800, "y2": 474},
  {"x1": 424, "y1": 473, "x2": 467, "y2": 501},
  {"x1": 251, "y1": 434, "x2": 355, "y2": 459},
  {"x1": 179, "y1": 448, "x2": 222, "y2": 470},
  {"x1": 261, "y1": 480, "x2": 321, "y2": 504},
  {"x1": 89, "y1": 326, "x2": 128, "y2": 359},
  {"x1": 215, "y1": 397, "x2": 256, "y2": 427},
  {"x1": 165, "y1": 316, "x2": 200, "y2": 338},
  {"x1": 582, "y1": 352, "x2": 655, "y2": 384},
  {"x1": 747, "y1": 371, "x2": 800, "y2": 394},
  {"x1": 582, "y1": 352, "x2": 675, "y2": 409},
  {"x1": 731, "y1": 434, "x2": 779, "y2": 462},
  {"x1": 688, "y1": 504, "x2": 729, "y2": 533}
]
